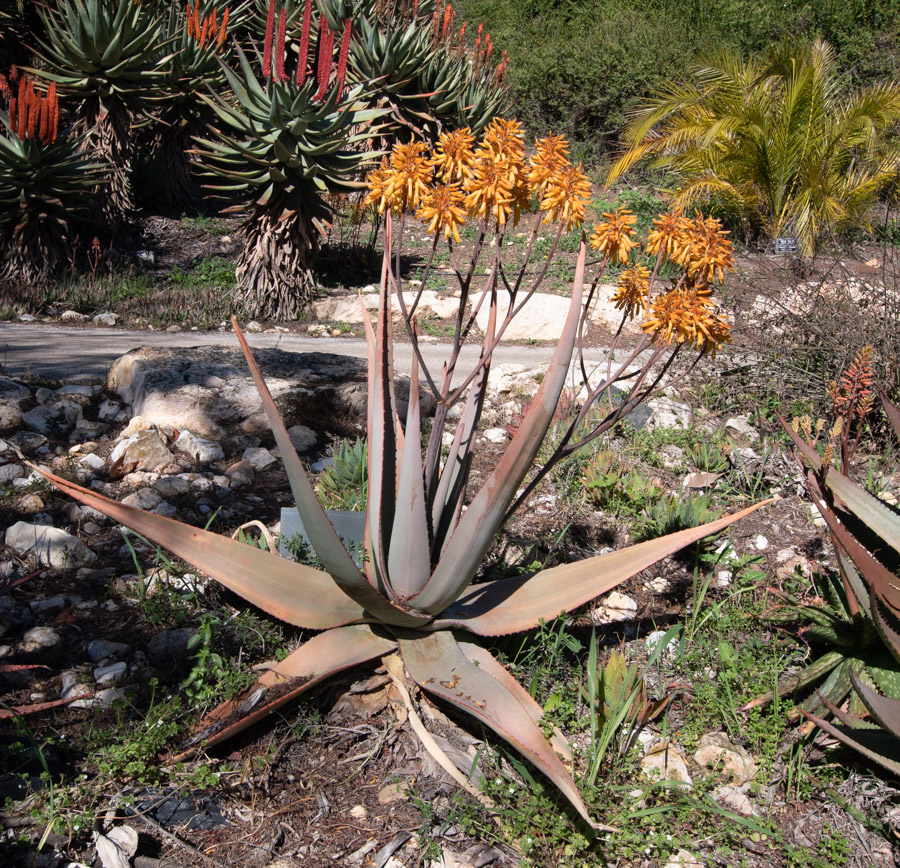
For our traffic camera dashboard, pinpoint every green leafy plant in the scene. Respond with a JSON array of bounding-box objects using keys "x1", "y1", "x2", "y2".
[
  {"x1": 607, "y1": 38, "x2": 900, "y2": 255},
  {"x1": 581, "y1": 449, "x2": 663, "y2": 517},
  {"x1": 195, "y1": 2, "x2": 380, "y2": 319},
  {"x1": 686, "y1": 440, "x2": 730, "y2": 473},
  {"x1": 316, "y1": 437, "x2": 368, "y2": 510},
  {"x1": 636, "y1": 493, "x2": 724, "y2": 542},
  {"x1": 33, "y1": 125, "x2": 768, "y2": 825}
]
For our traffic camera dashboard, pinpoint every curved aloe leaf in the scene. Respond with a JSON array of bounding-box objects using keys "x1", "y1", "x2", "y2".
[
  {"x1": 436, "y1": 500, "x2": 773, "y2": 636},
  {"x1": 30, "y1": 465, "x2": 366, "y2": 630},
  {"x1": 411, "y1": 239, "x2": 588, "y2": 615},
  {"x1": 879, "y1": 389, "x2": 900, "y2": 441},
  {"x1": 397, "y1": 630, "x2": 593, "y2": 825},
  {"x1": 803, "y1": 704, "x2": 900, "y2": 776},
  {"x1": 231, "y1": 319, "x2": 428, "y2": 628},
  {"x1": 175, "y1": 625, "x2": 398, "y2": 759}
]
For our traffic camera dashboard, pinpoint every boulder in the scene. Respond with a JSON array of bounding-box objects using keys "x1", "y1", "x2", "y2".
[
  {"x1": 6, "y1": 522, "x2": 97, "y2": 569},
  {"x1": 107, "y1": 346, "x2": 433, "y2": 439},
  {"x1": 313, "y1": 290, "x2": 460, "y2": 324}
]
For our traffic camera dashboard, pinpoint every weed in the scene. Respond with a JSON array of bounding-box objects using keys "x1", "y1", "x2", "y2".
[
  {"x1": 168, "y1": 256, "x2": 236, "y2": 289},
  {"x1": 636, "y1": 493, "x2": 724, "y2": 542},
  {"x1": 179, "y1": 213, "x2": 231, "y2": 236}
]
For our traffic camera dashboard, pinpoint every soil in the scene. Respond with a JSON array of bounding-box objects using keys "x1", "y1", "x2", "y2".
[{"x1": 1, "y1": 210, "x2": 900, "y2": 867}]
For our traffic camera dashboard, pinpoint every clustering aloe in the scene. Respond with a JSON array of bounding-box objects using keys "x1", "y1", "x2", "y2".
[
  {"x1": 0, "y1": 69, "x2": 107, "y2": 285},
  {"x1": 195, "y1": 0, "x2": 379, "y2": 319},
  {"x1": 35, "y1": 123, "x2": 768, "y2": 824}
]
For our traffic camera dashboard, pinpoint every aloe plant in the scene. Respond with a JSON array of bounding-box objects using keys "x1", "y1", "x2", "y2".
[
  {"x1": 194, "y1": 1, "x2": 380, "y2": 319},
  {"x1": 29, "y1": 0, "x2": 174, "y2": 230},
  {"x1": 0, "y1": 71, "x2": 108, "y2": 286}
]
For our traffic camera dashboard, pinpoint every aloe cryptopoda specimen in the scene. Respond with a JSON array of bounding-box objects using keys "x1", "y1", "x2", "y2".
[{"x1": 36, "y1": 126, "x2": 769, "y2": 822}]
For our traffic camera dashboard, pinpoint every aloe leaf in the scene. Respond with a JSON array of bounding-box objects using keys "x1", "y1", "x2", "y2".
[
  {"x1": 436, "y1": 500, "x2": 772, "y2": 635},
  {"x1": 850, "y1": 669, "x2": 900, "y2": 734},
  {"x1": 837, "y1": 547, "x2": 871, "y2": 616},
  {"x1": 456, "y1": 636, "x2": 572, "y2": 763},
  {"x1": 31, "y1": 465, "x2": 366, "y2": 630},
  {"x1": 0, "y1": 695, "x2": 86, "y2": 719},
  {"x1": 823, "y1": 468, "x2": 900, "y2": 559},
  {"x1": 397, "y1": 630, "x2": 593, "y2": 824},
  {"x1": 387, "y1": 362, "x2": 431, "y2": 599},
  {"x1": 802, "y1": 709, "x2": 900, "y2": 776},
  {"x1": 879, "y1": 389, "x2": 900, "y2": 441},
  {"x1": 872, "y1": 598, "x2": 900, "y2": 665},
  {"x1": 412, "y1": 239, "x2": 588, "y2": 614},
  {"x1": 230, "y1": 321, "x2": 426, "y2": 627},
  {"x1": 175, "y1": 625, "x2": 398, "y2": 759},
  {"x1": 803, "y1": 658, "x2": 852, "y2": 716}
]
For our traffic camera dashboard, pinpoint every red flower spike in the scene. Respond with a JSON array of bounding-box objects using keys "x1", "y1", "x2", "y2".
[
  {"x1": 314, "y1": 17, "x2": 332, "y2": 100},
  {"x1": 335, "y1": 17, "x2": 351, "y2": 98},
  {"x1": 276, "y1": 8, "x2": 287, "y2": 81},
  {"x1": 485, "y1": 35, "x2": 492, "y2": 62},
  {"x1": 217, "y1": 7, "x2": 229, "y2": 48},
  {"x1": 186, "y1": 2, "x2": 194, "y2": 38},
  {"x1": 16, "y1": 75, "x2": 26, "y2": 138},
  {"x1": 48, "y1": 82, "x2": 58, "y2": 143},
  {"x1": 199, "y1": 16, "x2": 210, "y2": 48},
  {"x1": 263, "y1": 0, "x2": 276, "y2": 79},
  {"x1": 38, "y1": 93, "x2": 50, "y2": 143},
  {"x1": 26, "y1": 83, "x2": 38, "y2": 140},
  {"x1": 297, "y1": 0, "x2": 311, "y2": 85},
  {"x1": 9, "y1": 65, "x2": 17, "y2": 85},
  {"x1": 8, "y1": 97, "x2": 15, "y2": 130},
  {"x1": 441, "y1": 4, "x2": 451, "y2": 40},
  {"x1": 193, "y1": 2, "x2": 201, "y2": 39}
]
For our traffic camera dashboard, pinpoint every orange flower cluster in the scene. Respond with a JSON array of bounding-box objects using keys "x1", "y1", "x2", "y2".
[
  {"x1": 7, "y1": 73, "x2": 59, "y2": 145},
  {"x1": 828, "y1": 345, "x2": 875, "y2": 421},
  {"x1": 590, "y1": 207, "x2": 638, "y2": 265},
  {"x1": 186, "y1": 2, "x2": 229, "y2": 50},
  {"x1": 612, "y1": 266, "x2": 650, "y2": 319},
  {"x1": 645, "y1": 209, "x2": 734, "y2": 284},
  {"x1": 430, "y1": 3, "x2": 508, "y2": 84},
  {"x1": 365, "y1": 121, "x2": 592, "y2": 236},
  {"x1": 641, "y1": 286, "x2": 730, "y2": 354}
]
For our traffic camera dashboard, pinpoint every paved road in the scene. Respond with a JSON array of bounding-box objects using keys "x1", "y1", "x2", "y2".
[{"x1": 0, "y1": 323, "x2": 618, "y2": 382}]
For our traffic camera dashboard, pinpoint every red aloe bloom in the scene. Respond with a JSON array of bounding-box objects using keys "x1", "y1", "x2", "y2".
[
  {"x1": 263, "y1": 0, "x2": 276, "y2": 79},
  {"x1": 26, "y1": 82, "x2": 38, "y2": 140},
  {"x1": 48, "y1": 82, "x2": 58, "y2": 143},
  {"x1": 314, "y1": 17, "x2": 333, "y2": 100},
  {"x1": 217, "y1": 7, "x2": 230, "y2": 48},
  {"x1": 38, "y1": 93, "x2": 50, "y2": 142},
  {"x1": 296, "y1": 0, "x2": 312, "y2": 85},
  {"x1": 276, "y1": 8, "x2": 287, "y2": 81},
  {"x1": 335, "y1": 17, "x2": 352, "y2": 98},
  {"x1": 16, "y1": 75, "x2": 27, "y2": 138}
]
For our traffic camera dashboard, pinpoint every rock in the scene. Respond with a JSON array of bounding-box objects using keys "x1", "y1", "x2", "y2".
[
  {"x1": 0, "y1": 462, "x2": 25, "y2": 484},
  {"x1": 153, "y1": 475, "x2": 191, "y2": 498},
  {"x1": 95, "y1": 825, "x2": 138, "y2": 868},
  {"x1": 21, "y1": 402, "x2": 82, "y2": 438},
  {"x1": 693, "y1": 732, "x2": 758, "y2": 784},
  {"x1": 724, "y1": 415, "x2": 759, "y2": 444},
  {"x1": 148, "y1": 627, "x2": 195, "y2": 664},
  {"x1": 590, "y1": 591, "x2": 638, "y2": 624},
  {"x1": 6, "y1": 522, "x2": 97, "y2": 569},
  {"x1": 15, "y1": 493, "x2": 44, "y2": 514},
  {"x1": 55, "y1": 384, "x2": 99, "y2": 406},
  {"x1": 712, "y1": 783, "x2": 757, "y2": 816},
  {"x1": 0, "y1": 402, "x2": 23, "y2": 433},
  {"x1": 8, "y1": 430, "x2": 47, "y2": 453},
  {"x1": 109, "y1": 429, "x2": 175, "y2": 472},
  {"x1": 314, "y1": 290, "x2": 460, "y2": 325},
  {"x1": 242, "y1": 446, "x2": 276, "y2": 471},
  {"x1": 60, "y1": 309, "x2": 86, "y2": 322},
  {"x1": 750, "y1": 534, "x2": 769, "y2": 551},
  {"x1": 225, "y1": 459, "x2": 253, "y2": 484},
  {"x1": 0, "y1": 375, "x2": 32, "y2": 408},
  {"x1": 657, "y1": 445, "x2": 686, "y2": 470},
  {"x1": 647, "y1": 395, "x2": 691, "y2": 430},
  {"x1": 87, "y1": 639, "x2": 131, "y2": 662},
  {"x1": 77, "y1": 452, "x2": 106, "y2": 472},
  {"x1": 94, "y1": 661, "x2": 128, "y2": 685},
  {"x1": 19, "y1": 626, "x2": 62, "y2": 655},
  {"x1": 244, "y1": 320, "x2": 263, "y2": 332},
  {"x1": 641, "y1": 741, "x2": 692, "y2": 786},
  {"x1": 120, "y1": 488, "x2": 162, "y2": 510},
  {"x1": 483, "y1": 427, "x2": 508, "y2": 444},
  {"x1": 174, "y1": 430, "x2": 224, "y2": 463},
  {"x1": 29, "y1": 596, "x2": 66, "y2": 616},
  {"x1": 107, "y1": 346, "x2": 432, "y2": 440},
  {"x1": 285, "y1": 424, "x2": 318, "y2": 453},
  {"x1": 714, "y1": 570, "x2": 733, "y2": 589},
  {"x1": 92, "y1": 312, "x2": 118, "y2": 326},
  {"x1": 646, "y1": 576, "x2": 672, "y2": 594},
  {"x1": 98, "y1": 399, "x2": 126, "y2": 422}
]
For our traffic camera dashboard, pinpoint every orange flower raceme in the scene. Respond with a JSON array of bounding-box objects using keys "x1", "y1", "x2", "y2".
[
  {"x1": 590, "y1": 207, "x2": 638, "y2": 265},
  {"x1": 417, "y1": 183, "x2": 466, "y2": 242},
  {"x1": 481, "y1": 117, "x2": 526, "y2": 166},
  {"x1": 364, "y1": 143, "x2": 433, "y2": 215},
  {"x1": 645, "y1": 207, "x2": 691, "y2": 262},
  {"x1": 527, "y1": 134, "x2": 571, "y2": 197},
  {"x1": 612, "y1": 265, "x2": 650, "y2": 320},
  {"x1": 432, "y1": 127, "x2": 475, "y2": 183},
  {"x1": 463, "y1": 153, "x2": 515, "y2": 226},
  {"x1": 641, "y1": 286, "x2": 730, "y2": 354},
  {"x1": 363, "y1": 159, "x2": 395, "y2": 215},
  {"x1": 539, "y1": 162, "x2": 591, "y2": 230},
  {"x1": 676, "y1": 216, "x2": 734, "y2": 284}
]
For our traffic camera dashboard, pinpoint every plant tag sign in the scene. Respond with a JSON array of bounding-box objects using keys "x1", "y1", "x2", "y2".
[{"x1": 775, "y1": 237, "x2": 797, "y2": 254}]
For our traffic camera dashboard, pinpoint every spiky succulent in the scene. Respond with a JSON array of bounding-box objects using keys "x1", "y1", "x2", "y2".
[
  {"x1": 195, "y1": 2, "x2": 380, "y2": 319},
  {"x1": 30, "y1": 0, "x2": 174, "y2": 229},
  {"x1": 0, "y1": 72, "x2": 107, "y2": 286}
]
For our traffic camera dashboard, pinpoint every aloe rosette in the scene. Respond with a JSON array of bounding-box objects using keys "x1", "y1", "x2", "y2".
[{"x1": 36, "y1": 219, "x2": 768, "y2": 823}]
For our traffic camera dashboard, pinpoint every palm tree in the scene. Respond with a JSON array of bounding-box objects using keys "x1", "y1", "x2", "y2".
[{"x1": 607, "y1": 39, "x2": 900, "y2": 256}]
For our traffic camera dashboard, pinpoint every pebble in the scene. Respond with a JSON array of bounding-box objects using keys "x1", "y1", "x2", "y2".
[
  {"x1": 29, "y1": 596, "x2": 66, "y2": 616},
  {"x1": 242, "y1": 446, "x2": 277, "y2": 471},
  {"x1": 87, "y1": 639, "x2": 131, "y2": 662},
  {"x1": 19, "y1": 625, "x2": 62, "y2": 654},
  {"x1": 94, "y1": 661, "x2": 128, "y2": 685},
  {"x1": 174, "y1": 430, "x2": 224, "y2": 463},
  {"x1": 483, "y1": 427, "x2": 508, "y2": 443},
  {"x1": 750, "y1": 534, "x2": 769, "y2": 551},
  {"x1": 153, "y1": 475, "x2": 191, "y2": 498},
  {"x1": 0, "y1": 462, "x2": 25, "y2": 484}
]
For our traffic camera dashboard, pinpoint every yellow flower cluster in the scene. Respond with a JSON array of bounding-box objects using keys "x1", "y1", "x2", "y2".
[
  {"x1": 612, "y1": 265, "x2": 650, "y2": 319},
  {"x1": 641, "y1": 286, "x2": 730, "y2": 355},
  {"x1": 589, "y1": 207, "x2": 638, "y2": 265},
  {"x1": 646, "y1": 209, "x2": 735, "y2": 284},
  {"x1": 364, "y1": 120, "x2": 592, "y2": 234}
]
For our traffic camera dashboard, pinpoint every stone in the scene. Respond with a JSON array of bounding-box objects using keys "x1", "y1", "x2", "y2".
[
  {"x1": 242, "y1": 446, "x2": 277, "y2": 471},
  {"x1": 94, "y1": 661, "x2": 128, "y2": 685},
  {"x1": 724, "y1": 415, "x2": 759, "y2": 444},
  {"x1": 641, "y1": 742, "x2": 692, "y2": 786},
  {"x1": 6, "y1": 522, "x2": 97, "y2": 569},
  {"x1": 107, "y1": 346, "x2": 433, "y2": 440},
  {"x1": 0, "y1": 462, "x2": 25, "y2": 484},
  {"x1": 225, "y1": 459, "x2": 253, "y2": 484},
  {"x1": 712, "y1": 783, "x2": 757, "y2": 816},
  {"x1": 16, "y1": 493, "x2": 44, "y2": 514},
  {"x1": 174, "y1": 430, "x2": 224, "y2": 463},
  {"x1": 0, "y1": 376, "x2": 32, "y2": 409},
  {"x1": 92, "y1": 312, "x2": 117, "y2": 326},
  {"x1": 647, "y1": 396, "x2": 691, "y2": 430},
  {"x1": 21, "y1": 402, "x2": 82, "y2": 438},
  {"x1": 19, "y1": 626, "x2": 62, "y2": 655},
  {"x1": 109, "y1": 428, "x2": 175, "y2": 472},
  {"x1": 60, "y1": 309, "x2": 86, "y2": 322},
  {"x1": 483, "y1": 428, "x2": 508, "y2": 444},
  {"x1": 313, "y1": 290, "x2": 460, "y2": 325},
  {"x1": 29, "y1": 596, "x2": 66, "y2": 616},
  {"x1": 8, "y1": 431, "x2": 47, "y2": 453},
  {"x1": 98, "y1": 399, "x2": 126, "y2": 422},
  {"x1": 750, "y1": 534, "x2": 769, "y2": 551},
  {"x1": 589, "y1": 591, "x2": 638, "y2": 624},
  {"x1": 148, "y1": 627, "x2": 195, "y2": 664},
  {"x1": 87, "y1": 639, "x2": 131, "y2": 662},
  {"x1": 55, "y1": 384, "x2": 98, "y2": 406},
  {"x1": 120, "y1": 488, "x2": 162, "y2": 510},
  {"x1": 646, "y1": 576, "x2": 672, "y2": 594},
  {"x1": 285, "y1": 424, "x2": 317, "y2": 453},
  {"x1": 693, "y1": 731, "x2": 758, "y2": 784},
  {"x1": 153, "y1": 475, "x2": 191, "y2": 498},
  {"x1": 0, "y1": 402, "x2": 23, "y2": 433}
]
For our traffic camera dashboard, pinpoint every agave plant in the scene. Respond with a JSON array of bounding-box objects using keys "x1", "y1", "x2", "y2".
[
  {"x1": 779, "y1": 389, "x2": 900, "y2": 770},
  {"x1": 0, "y1": 70, "x2": 108, "y2": 286},
  {"x1": 195, "y1": 1, "x2": 379, "y2": 319},
  {"x1": 30, "y1": 0, "x2": 174, "y2": 231},
  {"x1": 34, "y1": 125, "x2": 768, "y2": 823}
]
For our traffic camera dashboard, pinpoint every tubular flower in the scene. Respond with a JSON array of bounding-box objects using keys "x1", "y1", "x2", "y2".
[
  {"x1": 432, "y1": 127, "x2": 475, "y2": 183},
  {"x1": 641, "y1": 286, "x2": 730, "y2": 354},
  {"x1": 590, "y1": 207, "x2": 638, "y2": 265},
  {"x1": 463, "y1": 153, "x2": 515, "y2": 226},
  {"x1": 527, "y1": 134, "x2": 570, "y2": 197},
  {"x1": 675, "y1": 216, "x2": 734, "y2": 284},
  {"x1": 390, "y1": 141, "x2": 433, "y2": 213},
  {"x1": 612, "y1": 265, "x2": 650, "y2": 320},
  {"x1": 416, "y1": 182, "x2": 466, "y2": 242},
  {"x1": 363, "y1": 159, "x2": 397, "y2": 215},
  {"x1": 539, "y1": 163, "x2": 591, "y2": 230},
  {"x1": 645, "y1": 207, "x2": 691, "y2": 261},
  {"x1": 481, "y1": 117, "x2": 526, "y2": 167}
]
